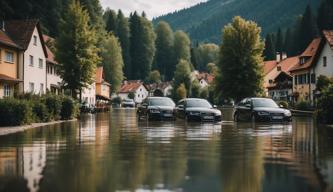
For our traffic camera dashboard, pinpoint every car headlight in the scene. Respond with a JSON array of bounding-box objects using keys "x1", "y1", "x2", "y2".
[
  {"x1": 189, "y1": 111, "x2": 200, "y2": 116},
  {"x1": 284, "y1": 110, "x2": 291, "y2": 116},
  {"x1": 257, "y1": 111, "x2": 270, "y2": 116},
  {"x1": 150, "y1": 109, "x2": 160, "y2": 113}
]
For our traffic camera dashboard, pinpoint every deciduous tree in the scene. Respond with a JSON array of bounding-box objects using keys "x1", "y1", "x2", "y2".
[{"x1": 216, "y1": 16, "x2": 264, "y2": 102}]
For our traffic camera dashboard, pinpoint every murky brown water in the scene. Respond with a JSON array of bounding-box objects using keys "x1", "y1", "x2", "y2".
[{"x1": 0, "y1": 108, "x2": 332, "y2": 192}]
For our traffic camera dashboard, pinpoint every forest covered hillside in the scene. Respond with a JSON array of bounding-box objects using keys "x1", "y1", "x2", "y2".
[{"x1": 154, "y1": 0, "x2": 320, "y2": 43}]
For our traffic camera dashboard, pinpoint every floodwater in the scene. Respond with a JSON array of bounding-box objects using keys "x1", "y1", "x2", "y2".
[{"x1": 0, "y1": 108, "x2": 332, "y2": 192}]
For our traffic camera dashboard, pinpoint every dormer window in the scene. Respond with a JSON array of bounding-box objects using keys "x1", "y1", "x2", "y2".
[
  {"x1": 269, "y1": 79, "x2": 273, "y2": 84},
  {"x1": 33, "y1": 35, "x2": 37, "y2": 46},
  {"x1": 300, "y1": 57, "x2": 306, "y2": 65}
]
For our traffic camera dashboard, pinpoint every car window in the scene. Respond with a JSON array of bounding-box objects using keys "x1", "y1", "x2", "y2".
[
  {"x1": 238, "y1": 98, "x2": 247, "y2": 106},
  {"x1": 186, "y1": 99, "x2": 212, "y2": 108},
  {"x1": 149, "y1": 98, "x2": 175, "y2": 107},
  {"x1": 252, "y1": 98, "x2": 278, "y2": 108},
  {"x1": 178, "y1": 100, "x2": 185, "y2": 106}
]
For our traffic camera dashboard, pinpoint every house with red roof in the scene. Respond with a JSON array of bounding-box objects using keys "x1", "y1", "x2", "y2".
[
  {"x1": 263, "y1": 54, "x2": 299, "y2": 101},
  {"x1": 118, "y1": 80, "x2": 148, "y2": 103},
  {"x1": 289, "y1": 31, "x2": 333, "y2": 104},
  {"x1": 43, "y1": 34, "x2": 63, "y2": 94},
  {"x1": 95, "y1": 66, "x2": 111, "y2": 102},
  {"x1": 196, "y1": 72, "x2": 214, "y2": 88},
  {"x1": 0, "y1": 23, "x2": 23, "y2": 98}
]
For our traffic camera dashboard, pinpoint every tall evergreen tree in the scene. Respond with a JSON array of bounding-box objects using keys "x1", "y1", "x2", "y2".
[
  {"x1": 275, "y1": 28, "x2": 284, "y2": 54},
  {"x1": 154, "y1": 21, "x2": 174, "y2": 81},
  {"x1": 129, "y1": 12, "x2": 156, "y2": 80},
  {"x1": 216, "y1": 16, "x2": 264, "y2": 102},
  {"x1": 283, "y1": 28, "x2": 293, "y2": 56},
  {"x1": 296, "y1": 5, "x2": 319, "y2": 54},
  {"x1": 116, "y1": 10, "x2": 131, "y2": 79},
  {"x1": 263, "y1": 33, "x2": 275, "y2": 60},
  {"x1": 317, "y1": 0, "x2": 333, "y2": 31},
  {"x1": 104, "y1": 8, "x2": 117, "y2": 33},
  {"x1": 173, "y1": 31, "x2": 191, "y2": 68},
  {"x1": 101, "y1": 34, "x2": 124, "y2": 93},
  {"x1": 55, "y1": 1, "x2": 100, "y2": 98}
]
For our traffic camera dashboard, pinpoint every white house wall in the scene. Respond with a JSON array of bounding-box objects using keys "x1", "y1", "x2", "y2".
[
  {"x1": 23, "y1": 27, "x2": 46, "y2": 94},
  {"x1": 81, "y1": 83, "x2": 96, "y2": 106},
  {"x1": 46, "y1": 64, "x2": 62, "y2": 91},
  {"x1": 134, "y1": 85, "x2": 148, "y2": 103},
  {"x1": 314, "y1": 42, "x2": 333, "y2": 78}
]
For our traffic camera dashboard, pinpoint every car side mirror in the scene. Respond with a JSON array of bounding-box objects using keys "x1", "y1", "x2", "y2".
[
  {"x1": 178, "y1": 105, "x2": 184, "y2": 109},
  {"x1": 142, "y1": 103, "x2": 148, "y2": 107}
]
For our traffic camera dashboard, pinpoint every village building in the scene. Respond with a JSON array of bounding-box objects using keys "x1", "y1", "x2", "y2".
[
  {"x1": 43, "y1": 35, "x2": 62, "y2": 94},
  {"x1": 95, "y1": 66, "x2": 111, "y2": 106},
  {"x1": 4, "y1": 20, "x2": 48, "y2": 94},
  {"x1": 118, "y1": 80, "x2": 148, "y2": 103},
  {"x1": 196, "y1": 72, "x2": 214, "y2": 88},
  {"x1": 81, "y1": 83, "x2": 96, "y2": 107},
  {"x1": 263, "y1": 53, "x2": 299, "y2": 101},
  {"x1": 146, "y1": 81, "x2": 173, "y2": 97},
  {"x1": 0, "y1": 24, "x2": 23, "y2": 98}
]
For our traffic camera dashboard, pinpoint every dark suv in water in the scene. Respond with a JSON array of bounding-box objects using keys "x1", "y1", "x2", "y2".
[
  {"x1": 137, "y1": 97, "x2": 176, "y2": 120},
  {"x1": 234, "y1": 98, "x2": 292, "y2": 122}
]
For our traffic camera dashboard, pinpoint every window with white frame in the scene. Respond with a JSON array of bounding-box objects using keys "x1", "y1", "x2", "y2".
[
  {"x1": 33, "y1": 35, "x2": 37, "y2": 46},
  {"x1": 5, "y1": 51, "x2": 14, "y2": 63},
  {"x1": 39, "y1": 58, "x2": 43, "y2": 68},
  {"x1": 29, "y1": 55, "x2": 34, "y2": 66},
  {"x1": 29, "y1": 82, "x2": 34, "y2": 92},
  {"x1": 3, "y1": 84, "x2": 10, "y2": 97}
]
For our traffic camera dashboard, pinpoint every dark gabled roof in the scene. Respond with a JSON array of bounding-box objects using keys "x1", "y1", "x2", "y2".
[
  {"x1": 42, "y1": 35, "x2": 57, "y2": 64},
  {"x1": 323, "y1": 30, "x2": 333, "y2": 49},
  {"x1": 5, "y1": 19, "x2": 47, "y2": 57}
]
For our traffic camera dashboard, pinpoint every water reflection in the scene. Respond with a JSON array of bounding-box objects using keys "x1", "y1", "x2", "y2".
[{"x1": 0, "y1": 109, "x2": 332, "y2": 192}]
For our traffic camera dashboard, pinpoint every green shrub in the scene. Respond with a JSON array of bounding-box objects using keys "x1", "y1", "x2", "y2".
[
  {"x1": 317, "y1": 85, "x2": 333, "y2": 124},
  {"x1": 43, "y1": 95, "x2": 62, "y2": 120},
  {"x1": 295, "y1": 100, "x2": 312, "y2": 111},
  {"x1": 277, "y1": 101, "x2": 289, "y2": 109},
  {"x1": 32, "y1": 101, "x2": 50, "y2": 122},
  {"x1": 0, "y1": 99, "x2": 32, "y2": 126},
  {"x1": 60, "y1": 96, "x2": 79, "y2": 120}
]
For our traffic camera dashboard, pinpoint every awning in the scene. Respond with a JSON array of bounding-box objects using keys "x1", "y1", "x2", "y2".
[
  {"x1": 0, "y1": 74, "x2": 22, "y2": 83},
  {"x1": 96, "y1": 94, "x2": 111, "y2": 101}
]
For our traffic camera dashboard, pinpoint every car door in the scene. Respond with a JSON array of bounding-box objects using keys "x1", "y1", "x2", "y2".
[
  {"x1": 139, "y1": 99, "x2": 149, "y2": 116},
  {"x1": 243, "y1": 99, "x2": 253, "y2": 120},
  {"x1": 176, "y1": 100, "x2": 186, "y2": 118}
]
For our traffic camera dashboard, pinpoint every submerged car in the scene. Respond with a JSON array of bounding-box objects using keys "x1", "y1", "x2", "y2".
[
  {"x1": 137, "y1": 97, "x2": 176, "y2": 120},
  {"x1": 234, "y1": 97, "x2": 292, "y2": 122},
  {"x1": 122, "y1": 99, "x2": 135, "y2": 108},
  {"x1": 176, "y1": 98, "x2": 222, "y2": 122}
]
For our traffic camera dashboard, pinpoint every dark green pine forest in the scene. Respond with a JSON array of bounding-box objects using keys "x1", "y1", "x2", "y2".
[{"x1": 154, "y1": 0, "x2": 320, "y2": 43}]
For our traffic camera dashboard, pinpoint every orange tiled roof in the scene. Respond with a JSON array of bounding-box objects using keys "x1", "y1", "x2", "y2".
[
  {"x1": 264, "y1": 56, "x2": 299, "y2": 81},
  {"x1": 95, "y1": 67, "x2": 103, "y2": 83},
  {"x1": 263, "y1": 60, "x2": 278, "y2": 75},
  {"x1": 0, "y1": 30, "x2": 20, "y2": 49},
  {"x1": 196, "y1": 72, "x2": 214, "y2": 83},
  {"x1": 42, "y1": 35, "x2": 57, "y2": 64},
  {"x1": 290, "y1": 38, "x2": 322, "y2": 72},
  {"x1": 0, "y1": 74, "x2": 21, "y2": 82},
  {"x1": 323, "y1": 30, "x2": 333, "y2": 49},
  {"x1": 119, "y1": 80, "x2": 144, "y2": 93}
]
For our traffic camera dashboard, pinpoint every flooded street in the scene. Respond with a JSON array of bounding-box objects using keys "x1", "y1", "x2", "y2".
[{"x1": 0, "y1": 108, "x2": 333, "y2": 192}]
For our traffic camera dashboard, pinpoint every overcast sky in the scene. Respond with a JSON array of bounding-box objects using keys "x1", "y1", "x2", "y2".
[{"x1": 100, "y1": 0, "x2": 207, "y2": 19}]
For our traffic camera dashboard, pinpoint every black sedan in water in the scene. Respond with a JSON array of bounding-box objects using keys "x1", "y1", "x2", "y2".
[
  {"x1": 234, "y1": 97, "x2": 292, "y2": 122},
  {"x1": 176, "y1": 98, "x2": 222, "y2": 122},
  {"x1": 137, "y1": 97, "x2": 176, "y2": 120}
]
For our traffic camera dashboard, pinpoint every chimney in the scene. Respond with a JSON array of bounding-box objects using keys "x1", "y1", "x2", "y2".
[
  {"x1": 276, "y1": 52, "x2": 281, "y2": 63},
  {"x1": 282, "y1": 52, "x2": 287, "y2": 60}
]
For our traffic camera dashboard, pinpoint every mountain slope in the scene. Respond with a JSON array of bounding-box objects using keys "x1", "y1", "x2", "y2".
[{"x1": 154, "y1": 0, "x2": 320, "y2": 43}]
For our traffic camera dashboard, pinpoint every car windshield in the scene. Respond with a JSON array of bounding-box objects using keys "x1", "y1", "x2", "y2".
[
  {"x1": 149, "y1": 98, "x2": 175, "y2": 107},
  {"x1": 124, "y1": 99, "x2": 133, "y2": 102},
  {"x1": 186, "y1": 99, "x2": 212, "y2": 108},
  {"x1": 252, "y1": 98, "x2": 279, "y2": 108}
]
